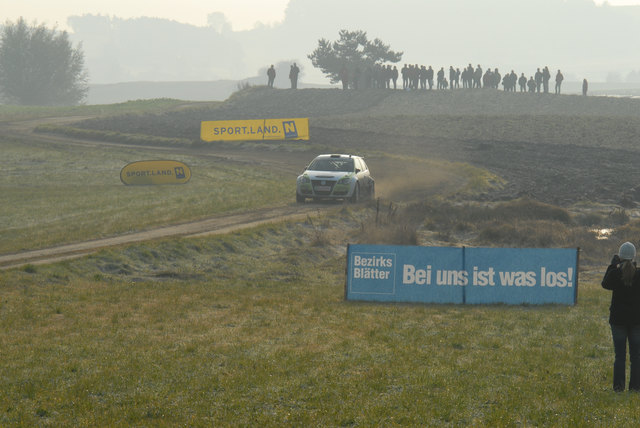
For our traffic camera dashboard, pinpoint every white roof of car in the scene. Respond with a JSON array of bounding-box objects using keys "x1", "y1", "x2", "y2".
[{"x1": 315, "y1": 154, "x2": 360, "y2": 158}]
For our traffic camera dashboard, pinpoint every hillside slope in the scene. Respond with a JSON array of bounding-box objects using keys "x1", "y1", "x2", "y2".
[
  {"x1": 223, "y1": 87, "x2": 640, "y2": 118},
  {"x1": 68, "y1": 88, "x2": 640, "y2": 207}
]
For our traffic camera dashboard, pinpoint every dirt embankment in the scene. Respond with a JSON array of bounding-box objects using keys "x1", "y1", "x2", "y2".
[{"x1": 309, "y1": 126, "x2": 640, "y2": 207}]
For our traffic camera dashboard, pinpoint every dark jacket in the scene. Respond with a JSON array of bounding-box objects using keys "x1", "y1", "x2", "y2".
[{"x1": 602, "y1": 262, "x2": 640, "y2": 325}]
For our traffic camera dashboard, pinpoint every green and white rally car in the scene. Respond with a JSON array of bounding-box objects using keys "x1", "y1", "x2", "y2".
[{"x1": 296, "y1": 154, "x2": 375, "y2": 203}]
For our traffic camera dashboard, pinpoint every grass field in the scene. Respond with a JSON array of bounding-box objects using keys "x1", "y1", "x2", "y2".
[
  {"x1": 0, "y1": 98, "x2": 215, "y2": 122},
  {"x1": 0, "y1": 136, "x2": 291, "y2": 254},
  {"x1": 1, "y1": 217, "x2": 639, "y2": 426},
  {"x1": 3, "y1": 94, "x2": 640, "y2": 426}
]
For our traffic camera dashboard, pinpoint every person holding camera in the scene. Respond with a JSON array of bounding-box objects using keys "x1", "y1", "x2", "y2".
[{"x1": 602, "y1": 241, "x2": 640, "y2": 391}]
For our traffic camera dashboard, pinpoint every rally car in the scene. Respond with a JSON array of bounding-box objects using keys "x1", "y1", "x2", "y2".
[{"x1": 296, "y1": 154, "x2": 375, "y2": 203}]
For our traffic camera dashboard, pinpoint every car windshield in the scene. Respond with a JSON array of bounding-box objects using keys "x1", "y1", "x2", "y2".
[{"x1": 308, "y1": 158, "x2": 354, "y2": 172}]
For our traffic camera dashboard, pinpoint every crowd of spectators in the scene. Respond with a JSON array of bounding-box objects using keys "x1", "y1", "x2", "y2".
[
  {"x1": 337, "y1": 63, "x2": 568, "y2": 94},
  {"x1": 267, "y1": 61, "x2": 576, "y2": 95}
]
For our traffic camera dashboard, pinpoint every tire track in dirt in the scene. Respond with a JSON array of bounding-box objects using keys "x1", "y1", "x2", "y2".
[
  {"x1": 0, "y1": 116, "x2": 329, "y2": 270},
  {"x1": 0, "y1": 205, "x2": 325, "y2": 270}
]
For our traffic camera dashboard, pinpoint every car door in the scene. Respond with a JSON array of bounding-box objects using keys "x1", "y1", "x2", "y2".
[{"x1": 355, "y1": 158, "x2": 373, "y2": 194}]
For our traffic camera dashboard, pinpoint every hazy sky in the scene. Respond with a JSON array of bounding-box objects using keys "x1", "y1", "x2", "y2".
[
  {"x1": 4, "y1": 0, "x2": 640, "y2": 87},
  {"x1": 1, "y1": 0, "x2": 291, "y2": 31},
  {"x1": 3, "y1": 0, "x2": 639, "y2": 32}
]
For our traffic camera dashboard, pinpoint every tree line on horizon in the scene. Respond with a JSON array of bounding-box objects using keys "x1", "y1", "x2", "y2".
[{"x1": 0, "y1": 18, "x2": 634, "y2": 106}]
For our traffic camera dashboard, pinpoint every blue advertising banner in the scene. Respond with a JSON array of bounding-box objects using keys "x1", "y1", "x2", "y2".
[{"x1": 346, "y1": 245, "x2": 579, "y2": 305}]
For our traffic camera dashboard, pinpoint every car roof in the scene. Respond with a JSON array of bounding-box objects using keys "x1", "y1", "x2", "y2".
[{"x1": 314, "y1": 154, "x2": 361, "y2": 159}]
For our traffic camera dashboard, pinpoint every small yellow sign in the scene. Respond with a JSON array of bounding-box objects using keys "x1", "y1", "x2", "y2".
[
  {"x1": 201, "y1": 118, "x2": 309, "y2": 142},
  {"x1": 120, "y1": 160, "x2": 191, "y2": 185}
]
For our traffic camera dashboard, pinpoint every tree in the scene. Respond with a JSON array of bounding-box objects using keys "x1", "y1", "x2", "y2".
[
  {"x1": 308, "y1": 30, "x2": 402, "y2": 86},
  {"x1": 0, "y1": 18, "x2": 88, "y2": 105}
]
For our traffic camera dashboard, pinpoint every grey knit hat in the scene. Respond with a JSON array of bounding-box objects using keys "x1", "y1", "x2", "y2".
[{"x1": 619, "y1": 242, "x2": 637, "y2": 261}]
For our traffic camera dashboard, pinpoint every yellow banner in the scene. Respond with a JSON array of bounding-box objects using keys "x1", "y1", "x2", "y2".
[
  {"x1": 200, "y1": 118, "x2": 309, "y2": 142},
  {"x1": 120, "y1": 160, "x2": 191, "y2": 185}
]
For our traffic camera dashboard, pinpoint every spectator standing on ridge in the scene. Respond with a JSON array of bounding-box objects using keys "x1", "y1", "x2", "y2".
[
  {"x1": 419, "y1": 66, "x2": 427, "y2": 90},
  {"x1": 412, "y1": 64, "x2": 420, "y2": 90},
  {"x1": 555, "y1": 69, "x2": 564, "y2": 94},
  {"x1": 542, "y1": 66, "x2": 551, "y2": 93},
  {"x1": 502, "y1": 74, "x2": 509, "y2": 91},
  {"x1": 583, "y1": 78, "x2": 588, "y2": 96},
  {"x1": 392, "y1": 66, "x2": 399, "y2": 89},
  {"x1": 602, "y1": 242, "x2": 640, "y2": 392},
  {"x1": 474, "y1": 65, "x2": 483, "y2": 88},
  {"x1": 519, "y1": 73, "x2": 527, "y2": 92},
  {"x1": 289, "y1": 63, "x2": 300, "y2": 89},
  {"x1": 493, "y1": 68, "x2": 501, "y2": 89},
  {"x1": 437, "y1": 67, "x2": 445, "y2": 89},
  {"x1": 482, "y1": 68, "x2": 493, "y2": 88},
  {"x1": 535, "y1": 68, "x2": 543, "y2": 93},
  {"x1": 527, "y1": 76, "x2": 537, "y2": 93},
  {"x1": 401, "y1": 64, "x2": 409, "y2": 89},
  {"x1": 509, "y1": 70, "x2": 518, "y2": 92},
  {"x1": 267, "y1": 65, "x2": 276, "y2": 88},
  {"x1": 427, "y1": 66, "x2": 434, "y2": 90},
  {"x1": 449, "y1": 66, "x2": 456, "y2": 90},
  {"x1": 403, "y1": 65, "x2": 411, "y2": 89},
  {"x1": 466, "y1": 64, "x2": 474, "y2": 88}
]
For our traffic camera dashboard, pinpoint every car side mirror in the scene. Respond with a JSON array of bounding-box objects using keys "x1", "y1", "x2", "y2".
[{"x1": 355, "y1": 168, "x2": 361, "y2": 173}]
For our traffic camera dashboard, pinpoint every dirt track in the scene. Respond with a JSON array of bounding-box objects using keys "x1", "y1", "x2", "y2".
[
  {"x1": 4, "y1": 100, "x2": 640, "y2": 269},
  {"x1": 0, "y1": 118, "x2": 329, "y2": 269},
  {"x1": 1, "y1": 116, "x2": 446, "y2": 269},
  {"x1": 0, "y1": 205, "x2": 321, "y2": 269}
]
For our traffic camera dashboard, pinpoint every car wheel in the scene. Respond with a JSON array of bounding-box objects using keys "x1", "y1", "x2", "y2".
[
  {"x1": 369, "y1": 182, "x2": 375, "y2": 200},
  {"x1": 350, "y1": 183, "x2": 360, "y2": 203},
  {"x1": 296, "y1": 193, "x2": 305, "y2": 203}
]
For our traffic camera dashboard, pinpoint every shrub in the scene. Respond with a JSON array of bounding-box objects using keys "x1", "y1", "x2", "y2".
[
  {"x1": 22, "y1": 264, "x2": 37, "y2": 273},
  {"x1": 359, "y1": 222, "x2": 418, "y2": 245},
  {"x1": 356, "y1": 200, "x2": 419, "y2": 245},
  {"x1": 575, "y1": 212, "x2": 606, "y2": 227},
  {"x1": 477, "y1": 220, "x2": 571, "y2": 248},
  {"x1": 608, "y1": 207, "x2": 630, "y2": 226}
]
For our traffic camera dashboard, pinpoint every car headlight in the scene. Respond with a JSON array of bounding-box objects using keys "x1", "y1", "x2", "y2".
[
  {"x1": 337, "y1": 176, "x2": 352, "y2": 185},
  {"x1": 299, "y1": 175, "x2": 310, "y2": 184}
]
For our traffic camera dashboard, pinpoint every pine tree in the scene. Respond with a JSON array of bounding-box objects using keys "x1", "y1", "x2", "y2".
[{"x1": 308, "y1": 30, "x2": 402, "y2": 86}]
